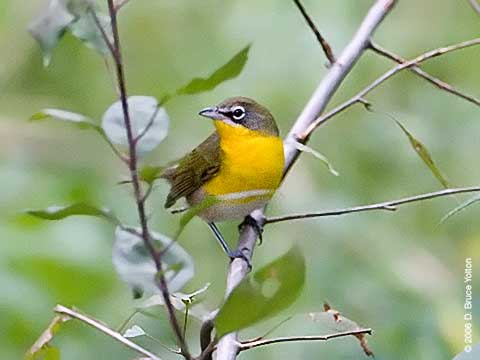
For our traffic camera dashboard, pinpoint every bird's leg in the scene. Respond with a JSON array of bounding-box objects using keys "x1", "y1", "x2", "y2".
[
  {"x1": 208, "y1": 222, "x2": 232, "y2": 255},
  {"x1": 238, "y1": 215, "x2": 264, "y2": 245},
  {"x1": 208, "y1": 222, "x2": 252, "y2": 268}
]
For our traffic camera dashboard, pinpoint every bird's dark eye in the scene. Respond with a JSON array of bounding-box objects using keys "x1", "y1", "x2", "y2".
[{"x1": 231, "y1": 106, "x2": 246, "y2": 121}]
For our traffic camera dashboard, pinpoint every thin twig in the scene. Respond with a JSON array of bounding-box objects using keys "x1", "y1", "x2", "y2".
[
  {"x1": 291, "y1": 0, "x2": 370, "y2": 107},
  {"x1": 292, "y1": 0, "x2": 335, "y2": 64},
  {"x1": 299, "y1": 37, "x2": 480, "y2": 140},
  {"x1": 239, "y1": 328, "x2": 372, "y2": 351},
  {"x1": 88, "y1": 7, "x2": 116, "y2": 56},
  {"x1": 266, "y1": 186, "x2": 480, "y2": 224},
  {"x1": 105, "y1": 1, "x2": 191, "y2": 358},
  {"x1": 114, "y1": 0, "x2": 132, "y2": 11},
  {"x1": 134, "y1": 105, "x2": 161, "y2": 145},
  {"x1": 54, "y1": 305, "x2": 162, "y2": 360},
  {"x1": 215, "y1": 2, "x2": 398, "y2": 360},
  {"x1": 468, "y1": 0, "x2": 480, "y2": 15},
  {"x1": 369, "y1": 41, "x2": 480, "y2": 106}
]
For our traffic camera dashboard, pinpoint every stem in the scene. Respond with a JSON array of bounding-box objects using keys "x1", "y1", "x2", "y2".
[
  {"x1": 266, "y1": 186, "x2": 480, "y2": 224},
  {"x1": 299, "y1": 37, "x2": 480, "y2": 140},
  {"x1": 369, "y1": 41, "x2": 480, "y2": 107},
  {"x1": 105, "y1": 1, "x2": 190, "y2": 357},
  {"x1": 239, "y1": 328, "x2": 372, "y2": 351},
  {"x1": 292, "y1": 0, "x2": 335, "y2": 64},
  {"x1": 54, "y1": 305, "x2": 162, "y2": 360}
]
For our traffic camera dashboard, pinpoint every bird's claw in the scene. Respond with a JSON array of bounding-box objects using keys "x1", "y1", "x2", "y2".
[{"x1": 238, "y1": 215, "x2": 264, "y2": 245}]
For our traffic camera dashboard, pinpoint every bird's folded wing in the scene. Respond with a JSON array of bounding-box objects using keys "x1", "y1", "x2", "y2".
[{"x1": 161, "y1": 132, "x2": 221, "y2": 208}]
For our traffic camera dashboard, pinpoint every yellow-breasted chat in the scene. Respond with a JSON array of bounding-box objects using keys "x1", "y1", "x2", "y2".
[{"x1": 161, "y1": 97, "x2": 285, "y2": 259}]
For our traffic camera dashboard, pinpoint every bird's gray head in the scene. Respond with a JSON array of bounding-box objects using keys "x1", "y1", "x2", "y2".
[{"x1": 199, "y1": 96, "x2": 279, "y2": 136}]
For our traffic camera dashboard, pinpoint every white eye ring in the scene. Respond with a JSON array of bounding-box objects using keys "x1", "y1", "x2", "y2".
[{"x1": 231, "y1": 106, "x2": 246, "y2": 121}]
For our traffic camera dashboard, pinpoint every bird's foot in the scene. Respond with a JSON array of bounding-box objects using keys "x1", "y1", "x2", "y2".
[
  {"x1": 227, "y1": 248, "x2": 252, "y2": 271},
  {"x1": 238, "y1": 215, "x2": 264, "y2": 245}
]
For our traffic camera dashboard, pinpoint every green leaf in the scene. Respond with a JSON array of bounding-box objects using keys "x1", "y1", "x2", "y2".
[
  {"x1": 175, "y1": 196, "x2": 220, "y2": 239},
  {"x1": 308, "y1": 303, "x2": 373, "y2": 356},
  {"x1": 31, "y1": 108, "x2": 91, "y2": 123},
  {"x1": 30, "y1": 108, "x2": 125, "y2": 159},
  {"x1": 112, "y1": 227, "x2": 194, "y2": 295},
  {"x1": 28, "y1": 0, "x2": 75, "y2": 66},
  {"x1": 215, "y1": 245, "x2": 306, "y2": 337},
  {"x1": 28, "y1": 1, "x2": 111, "y2": 65},
  {"x1": 123, "y1": 325, "x2": 146, "y2": 339},
  {"x1": 25, "y1": 203, "x2": 120, "y2": 225},
  {"x1": 139, "y1": 283, "x2": 211, "y2": 321},
  {"x1": 25, "y1": 314, "x2": 70, "y2": 360},
  {"x1": 102, "y1": 96, "x2": 169, "y2": 155},
  {"x1": 68, "y1": 10, "x2": 112, "y2": 56},
  {"x1": 139, "y1": 165, "x2": 166, "y2": 185},
  {"x1": 175, "y1": 45, "x2": 251, "y2": 96},
  {"x1": 439, "y1": 194, "x2": 480, "y2": 225},
  {"x1": 453, "y1": 344, "x2": 480, "y2": 360},
  {"x1": 290, "y1": 140, "x2": 339, "y2": 176},
  {"x1": 174, "y1": 282, "x2": 211, "y2": 304},
  {"x1": 395, "y1": 120, "x2": 450, "y2": 188}
]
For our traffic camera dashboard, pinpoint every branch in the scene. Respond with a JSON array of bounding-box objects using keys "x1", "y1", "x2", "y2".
[
  {"x1": 215, "y1": 1, "x2": 397, "y2": 359},
  {"x1": 468, "y1": 0, "x2": 480, "y2": 15},
  {"x1": 105, "y1": 1, "x2": 190, "y2": 358},
  {"x1": 299, "y1": 37, "x2": 480, "y2": 140},
  {"x1": 292, "y1": 0, "x2": 335, "y2": 64},
  {"x1": 239, "y1": 328, "x2": 372, "y2": 352},
  {"x1": 265, "y1": 186, "x2": 480, "y2": 224},
  {"x1": 369, "y1": 41, "x2": 480, "y2": 107},
  {"x1": 54, "y1": 305, "x2": 162, "y2": 360}
]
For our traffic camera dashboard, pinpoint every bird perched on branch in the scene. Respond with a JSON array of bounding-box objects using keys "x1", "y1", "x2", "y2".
[{"x1": 161, "y1": 97, "x2": 285, "y2": 260}]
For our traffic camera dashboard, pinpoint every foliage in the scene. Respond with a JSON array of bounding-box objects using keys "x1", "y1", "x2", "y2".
[
  {"x1": 1, "y1": 1, "x2": 479, "y2": 360},
  {"x1": 215, "y1": 246, "x2": 306, "y2": 337}
]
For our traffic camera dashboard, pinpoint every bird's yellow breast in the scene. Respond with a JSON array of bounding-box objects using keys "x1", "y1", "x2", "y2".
[{"x1": 202, "y1": 121, "x2": 284, "y2": 201}]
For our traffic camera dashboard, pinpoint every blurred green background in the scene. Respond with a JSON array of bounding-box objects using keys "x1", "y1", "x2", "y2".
[{"x1": 1, "y1": 0, "x2": 479, "y2": 359}]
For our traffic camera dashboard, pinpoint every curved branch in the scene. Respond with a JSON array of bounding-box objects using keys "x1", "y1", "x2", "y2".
[
  {"x1": 265, "y1": 186, "x2": 480, "y2": 224},
  {"x1": 369, "y1": 41, "x2": 480, "y2": 107},
  {"x1": 239, "y1": 328, "x2": 372, "y2": 352},
  {"x1": 299, "y1": 37, "x2": 480, "y2": 140},
  {"x1": 215, "y1": 1, "x2": 398, "y2": 359},
  {"x1": 54, "y1": 305, "x2": 162, "y2": 360}
]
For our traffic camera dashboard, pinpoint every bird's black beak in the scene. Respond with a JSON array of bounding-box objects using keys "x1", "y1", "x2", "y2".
[{"x1": 198, "y1": 106, "x2": 223, "y2": 120}]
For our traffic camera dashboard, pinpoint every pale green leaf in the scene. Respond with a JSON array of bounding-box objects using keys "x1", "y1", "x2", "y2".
[
  {"x1": 25, "y1": 203, "x2": 120, "y2": 225},
  {"x1": 174, "y1": 45, "x2": 251, "y2": 96},
  {"x1": 290, "y1": 140, "x2": 339, "y2": 176},
  {"x1": 175, "y1": 196, "x2": 220, "y2": 239},
  {"x1": 112, "y1": 227, "x2": 194, "y2": 295},
  {"x1": 123, "y1": 325, "x2": 146, "y2": 339},
  {"x1": 395, "y1": 120, "x2": 449, "y2": 188},
  {"x1": 28, "y1": 0, "x2": 75, "y2": 66},
  {"x1": 215, "y1": 246, "x2": 305, "y2": 337},
  {"x1": 102, "y1": 96, "x2": 169, "y2": 155},
  {"x1": 439, "y1": 194, "x2": 480, "y2": 225},
  {"x1": 69, "y1": 10, "x2": 112, "y2": 56},
  {"x1": 453, "y1": 344, "x2": 480, "y2": 360},
  {"x1": 139, "y1": 165, "x2": 166, "y2": 185}
]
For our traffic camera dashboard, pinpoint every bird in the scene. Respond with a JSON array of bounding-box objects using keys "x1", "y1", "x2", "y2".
[{"x1": 161, "y1": 97, "x2": 285, "y2": 260}]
